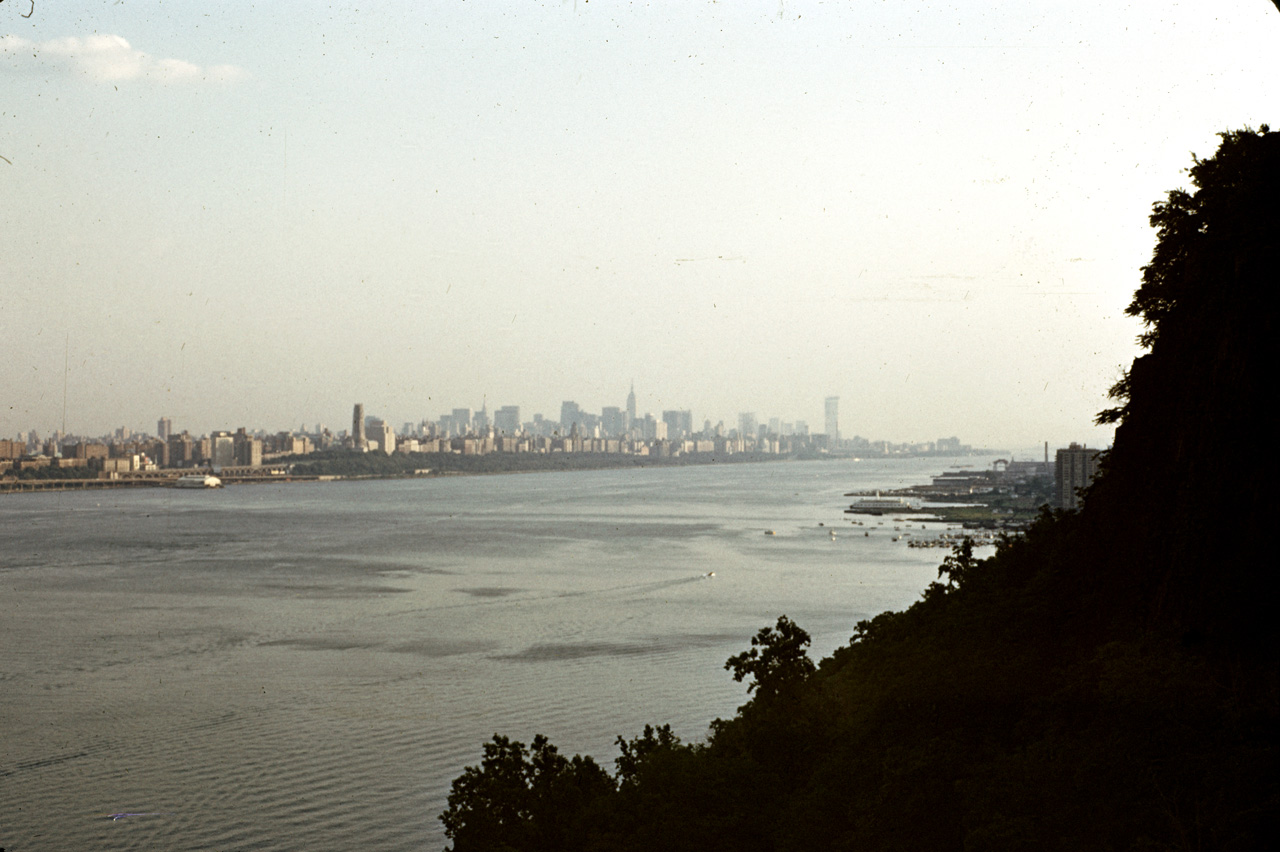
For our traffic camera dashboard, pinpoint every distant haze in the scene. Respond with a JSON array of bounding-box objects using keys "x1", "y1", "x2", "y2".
[{"x1": 3, "y1": 2, "x2": 1276, "y2": 448}]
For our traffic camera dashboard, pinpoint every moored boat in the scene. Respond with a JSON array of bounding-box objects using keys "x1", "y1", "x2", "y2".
[
  {"x1": 174, "y1": 473, "x2": 223, "y2": 489},
  {"x1": 845, "y1": 492, "x2": 918, "y2": 515}
]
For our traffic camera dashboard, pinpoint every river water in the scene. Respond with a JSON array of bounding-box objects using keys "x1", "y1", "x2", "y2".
[{"x1": 0, "y1": 456, "x2": 995, "y2": 851}]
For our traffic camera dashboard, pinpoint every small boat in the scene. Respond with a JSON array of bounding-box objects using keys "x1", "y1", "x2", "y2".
[
  {"x1": 174, "y1": 473, "x2": 223, "y2": 489},
  {"x1": 764, "y1": 530, "x2": 777, "y2": 536}
]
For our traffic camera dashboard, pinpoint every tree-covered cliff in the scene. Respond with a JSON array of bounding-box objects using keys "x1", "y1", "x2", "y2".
[{"x1": 439, "y1": 128, "x2": 1280, "y2": 851}]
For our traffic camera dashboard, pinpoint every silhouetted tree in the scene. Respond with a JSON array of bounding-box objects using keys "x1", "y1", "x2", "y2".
[
  {"x1": 613, "y1": 724, "x2": 681, "y2": 788},
  {"x1": 937, "y1": 537, "x2": 977, "y2": 589},
  {"x1": 441, "y1": 734, "x2": 613, "y2": 852},
  {"x1": 724, "y1": 615, "x2": 816, "y2": 705}
]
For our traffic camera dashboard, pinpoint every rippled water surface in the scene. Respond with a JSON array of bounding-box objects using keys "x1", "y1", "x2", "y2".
[{"x1": 1, "y1": 457, "x2": 992, "y2": 850}]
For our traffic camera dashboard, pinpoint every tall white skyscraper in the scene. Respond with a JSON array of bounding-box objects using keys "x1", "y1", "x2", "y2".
[{"x1": 824, "y1": 396, "x2": 840, "y2": 446}]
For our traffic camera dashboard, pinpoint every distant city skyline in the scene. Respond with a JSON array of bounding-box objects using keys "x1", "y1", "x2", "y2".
[
  {"x1": 5, "y1": 4, "x2": 1274, "y2": 451},
  {"x1": 2, "y1": 388, "x2": 1059, "y2": 465},
  {"x1": 2, "y1": 376, "x2": 1109, "y2": 450},
  {"x1": 5, "y1": 382, "x2": 1048, "y2": 453}
]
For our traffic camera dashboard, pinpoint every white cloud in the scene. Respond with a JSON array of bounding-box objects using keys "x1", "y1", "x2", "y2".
[{"x1": 0, "y1": 34, "x2": 246, "y2": 84}]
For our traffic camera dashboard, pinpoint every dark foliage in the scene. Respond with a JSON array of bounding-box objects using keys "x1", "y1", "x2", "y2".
[
  {"x1": 441, "y1": 129, "x2": 1279, "y2": 851},
  {"x1": 11, "y1": 465, "x2": 98, "y2": 480},
  {"x1": 1092, "y1": 127, "x2": 1280, "y2": 656},
  {"x1": 440, "y1": 734, "x2": 614, "y2": 852},
  {"x1": 725, "y1": 615, "x2": 817, "y2": 704}
]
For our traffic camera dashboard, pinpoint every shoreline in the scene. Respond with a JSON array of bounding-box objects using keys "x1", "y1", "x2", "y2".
[
  {"x1": 1, "y1": 449, "x2": 1010, "y2": 497},
  {"x1": 0, "y1": 452, "x2": 801, "y2": 495}
]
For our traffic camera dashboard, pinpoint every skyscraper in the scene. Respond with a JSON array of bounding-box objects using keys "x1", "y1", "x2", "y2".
[
  {"x1": 211, "y1": 431, "x2": 236, "y2": 469},
  {"x1": 560, "y1": 401, "x2": 582, "y2": 433},
  {"x1": 494, "y1": 406, "x2": 521, "y2": 435},
  {"x1": 626, "y1": 382, "x2": 637, "y2": 429},
  {"x1": 368, "y1": 419, "x2": 396, "y2": 455},
  {"x1": 662, "y1": 410, "x2": 693, "y2": 440},
  {"x1": 452, "y1": 408, "x2": 472, "y2": 433},
  {"x1": 824, "y1": 396, "x2": 840, "y2": 446},
  {"x1": 1055, "y1": 443, "x2": 1102, "y2": 509},
  {"x1": 156, "y1": 417, "x2": 172, "y2": 441},
  {"x1": 352, "y1": 403, "x2": 366, "y2": 449},
  {"x1": 601, "y1": 406, "x2": 624, "y2": 437}
]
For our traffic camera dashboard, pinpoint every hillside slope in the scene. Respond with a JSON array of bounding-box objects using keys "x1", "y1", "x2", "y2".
[{"x1": 440, "y1": 128, "x2": 1280, "y2": 852}]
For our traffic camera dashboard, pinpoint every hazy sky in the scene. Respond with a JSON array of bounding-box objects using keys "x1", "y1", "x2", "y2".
[{"x1": 3, "y1": 2, "x2": 1276, "y2": 449}]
